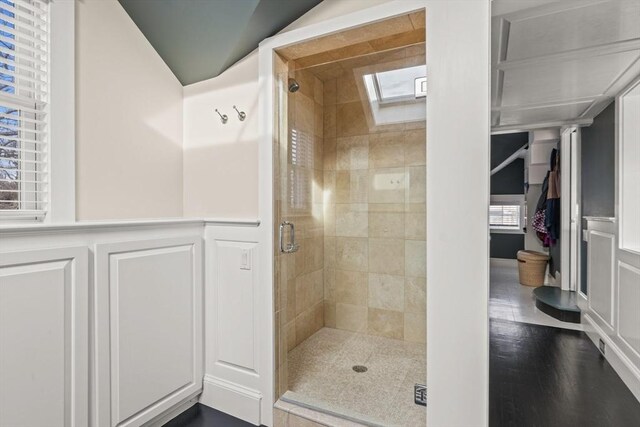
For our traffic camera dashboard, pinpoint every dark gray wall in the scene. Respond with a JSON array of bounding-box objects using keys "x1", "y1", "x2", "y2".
[
  {"x1": 490, "y1": 132, "x2": 527, "y2": 259},
  {"x1": 579, "y1": 101, "x2": 616, "y2": 293},
  {"x1": 581, "y1": 102, "x2": 616, "y2": 217}
]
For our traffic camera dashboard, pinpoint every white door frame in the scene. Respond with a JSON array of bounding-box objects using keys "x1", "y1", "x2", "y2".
[
  {"x1": 257, "y1": 1, "x2": 490, "y2": 425},
  {"x1": 560, "y1": 127, "x2": 572, "y2": 290},
  {"x1": 560, "y1": 126, "x2": 582, "y2": 292}
]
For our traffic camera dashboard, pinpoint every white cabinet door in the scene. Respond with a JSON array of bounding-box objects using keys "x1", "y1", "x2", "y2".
[
  {"x1": 94, "y1": 236, "x2": 203, "y2": 427},
  {"x1": 0, "y1": 246, "x2": 89, "y2": 427}
]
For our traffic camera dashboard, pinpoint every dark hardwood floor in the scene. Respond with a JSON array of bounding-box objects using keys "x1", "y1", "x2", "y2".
[
  {"x1": 490, "y1": 319, "x2": 640, "y2": 427},
  {"x1": 163, "y1": 403, "x2": 255, "y2": 427}
]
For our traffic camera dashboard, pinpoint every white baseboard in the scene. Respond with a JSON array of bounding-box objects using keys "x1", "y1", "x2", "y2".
[
  {"x1": 584, "y1": 314, "x2": 640, "y2": 403},
  {"x1": 200, "y1": 375, "x2": 262, "y2": 425},
  {"x1": 143, "y1": 393, "x2": 200, "y2": 427}
]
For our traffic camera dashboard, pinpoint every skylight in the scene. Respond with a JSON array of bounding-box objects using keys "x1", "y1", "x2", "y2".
[
  {"x1": 361, "y1": 64, "x2": 427, "y2": 127},
  {"x1": 374, "y1": 65, "x2": 426, "y2": 104}
]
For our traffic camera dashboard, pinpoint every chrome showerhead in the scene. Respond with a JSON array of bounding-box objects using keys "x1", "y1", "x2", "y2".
[{"x1": 288, "y1": 78, "x2": 300, "y2": 93}]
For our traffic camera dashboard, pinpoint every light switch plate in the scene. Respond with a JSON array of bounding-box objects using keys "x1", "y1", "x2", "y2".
[{"x1": 240, "y1": 249, "x2": 252, "y2": 270}]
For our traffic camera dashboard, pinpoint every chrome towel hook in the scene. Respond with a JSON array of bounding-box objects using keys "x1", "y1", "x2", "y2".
[
  {"x1": 214, "y1": 108, "x2": 228, "y2": 124},
  {"x1": 233, "y1": 105, "x2": 247, "y2": 121}
]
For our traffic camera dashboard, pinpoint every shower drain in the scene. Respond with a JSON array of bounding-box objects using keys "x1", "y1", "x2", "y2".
[{"x1": 352, "y1": 365, "x2": 368, "y2": 373}]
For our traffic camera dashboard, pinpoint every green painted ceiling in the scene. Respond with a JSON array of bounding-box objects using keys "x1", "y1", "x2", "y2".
[{"x1": 118, "y1": 0, "x2": 323, "y2": 86}]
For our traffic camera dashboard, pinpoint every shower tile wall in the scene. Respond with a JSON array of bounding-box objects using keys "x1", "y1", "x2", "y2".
[{"x1": 322, "y1": 56, "x2": 426, "y2": 343}]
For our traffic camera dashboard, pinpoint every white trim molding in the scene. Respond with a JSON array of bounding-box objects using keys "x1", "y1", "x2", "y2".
[{"x1": 48, "y1": 0, "x2": 76, "y2": 223}]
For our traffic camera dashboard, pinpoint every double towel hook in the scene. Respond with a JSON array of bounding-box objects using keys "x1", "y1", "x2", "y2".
[{"x1": 214, "y1": 106, "x2": 247, "y2": 124}]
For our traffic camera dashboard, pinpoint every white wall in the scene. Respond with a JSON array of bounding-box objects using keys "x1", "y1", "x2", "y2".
[
  {"x1": 76, "y1": 0, "x2": 184, "y2": 220},
  {"x1": 182, "y1": 0, "x2": 393, "y2": 218}
]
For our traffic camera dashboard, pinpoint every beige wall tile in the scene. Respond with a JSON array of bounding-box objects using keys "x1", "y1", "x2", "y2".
[
  {"x1": 304, "y1": 237, "x2": 324, "y2": 273},
  {"x1": 368, "y1": 273, "x2": 404, "y2": 311},
  {"x1": 405, "y1": 212, "x2": 426, "y2": 240},
  {"x1": 369, "y1": 212, "x2": 404, "y2": 239},
  {"x1": 405, "y1": 240, "x2": 426, "y2": 278},
  {"x1": 324, "y1": 301, "x2": 336, "y2": 328},
  {"x1": 328, "y1": 41, "x2": 375, "y2": 62},
  {"x1": 324, "y1": 236, "x2": 336, "y2": 268},
  {"x1": 336, "y1": 102, "x2": 368, "y2": 137},
  {"x1": 368, "y1": 168, "x2": 406, "y2": 204},
  {"x1": 335, "y1": 204, "x2": 368, "y2": 237},
  {"x1": 287, "y1": 277, "x2": 296, "y2": 323},
  {"x1": 368, "y1": 308, "x2": 404, "y2": 339},
  {"x1": 337, "y1": 74, "x2": 361, "y2": 104},
  {"x1": 409, "y1": 10, "x2": 426, "y2": 29},
  {"x1": 404, "y1": 129, "x2": 426, "y2": 166},
  {"x1": 369, "y1": 132, "x2": 404, "y2": 168},
  {"x1": 406, "y1": 166, "x2": 426, "y2": 203},
  {"x1": 337, "y1": 135, "x2": 369, "y2": 170},
  {"x1": 336, "y1": 237, "x2": 368, "y2": 272},
  {"x1": 335, "y1": 269, "x2": 368, "y2": 306},
  {"x1": 405, "y1": 277, "x2": 426, "y2": 313},
  {"x1": 369, "y1": 203, "x2": 405, "y2": 213},
  {"x1": 314, "y1": 107, "x2": 324, "y2": 139},
  {"x1": 295, "y1": 93, "x2": 315, "y2": 133},
  {"x1": 323, "y1": 138, "x2": 336, "y2": 171},
  {"x1": 295, "y1": 273, "x2": 312, "y2": 316},
  {"x1": 274, "y1": 408, "x2": 288, "y2": 427},
  {"x1": 369, "y1": 238, "x2": 404, "y2": 275},
  {"x1": 324, "y1": 267, "x2": 335, "y2": 302},
  {"x1": 336, "y1": 303, "x2": 368, "y2": 332},
  {"x1": 314, "y1": 78, "x2": 324, "y2": 105},
  {"x1": 336, "y1": 170, "x2": 368, "y2": 203},
  {"x1": 323, "y1": 105, "x2": 336, "y2": 139},
  {"x1": 288, "y1": 413, "x2": 324, "y2": 427},
  {"x1": 286, "y1": 320, "x2": 296, "y2": 352},
  {"x1": 368, "y1": 29, "x2": 425, "y2": 52},
  {"x1": 323, "y1": 78, "x2": 337, "y2": 106},
  {"x1": 404, "y1": 311, "x2": 426, "y2": 343},
  {"x1": 323, "y1": 204, "x2": 336, "y2": 236}
]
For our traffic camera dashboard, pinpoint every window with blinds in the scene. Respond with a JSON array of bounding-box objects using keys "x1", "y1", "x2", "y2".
[
  {"x1": 0, "y1": 0, "x2": 49, "y2": 218},
  {"x1": 489, "y1": 204, "x2": 521, "y2": 229}
]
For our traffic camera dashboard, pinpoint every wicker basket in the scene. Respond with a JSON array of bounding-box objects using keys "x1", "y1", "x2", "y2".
[{"x1": 517, "y1": 250, "x2": 550, "y2": 287}]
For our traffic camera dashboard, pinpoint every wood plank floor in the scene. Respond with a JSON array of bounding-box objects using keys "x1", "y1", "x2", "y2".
[
  {"x1": 490, "y1": 319, "x2": 640, "y2": 426},
  {"x1": 163, "y1": 403, "x2": 256, "y2": 427}
]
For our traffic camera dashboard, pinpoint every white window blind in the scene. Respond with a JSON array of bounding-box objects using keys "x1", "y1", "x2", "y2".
[
  {"x1": 0, "y1": 0, "x2": 49, "y2": 218},
  {"x1": 489, "y1": 204, "x2": 521, "y2": 228}
]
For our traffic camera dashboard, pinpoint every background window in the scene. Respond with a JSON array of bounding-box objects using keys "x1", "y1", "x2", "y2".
[
  {"x1": 0, "y1": 0, "x2": 49, "y2": 220},
  {"x1": 490, "y1": 195, "x2": 525, "y2": 233}
]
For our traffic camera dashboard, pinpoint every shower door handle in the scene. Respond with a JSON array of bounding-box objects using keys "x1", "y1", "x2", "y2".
[{"x1": 279, "y1": 221, "x2": 299, "y2": 254}]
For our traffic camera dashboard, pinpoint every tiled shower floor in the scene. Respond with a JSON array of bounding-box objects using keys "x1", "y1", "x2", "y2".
[{"x1": 286, "y1": 328, "x2": 426, "y2": 426}]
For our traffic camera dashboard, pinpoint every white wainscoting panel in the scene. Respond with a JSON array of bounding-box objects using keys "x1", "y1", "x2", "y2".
[
  {"x1": 618, "y1": 261, "x2": 640, "y2": 364},
  {"x1": 587, "y1": 230, "x2": 615, "y2": 330},
  {"x1": 95, "y1": 236, "x2": 203, "y2": 427},
  {"x1": 0, "y1": 246, "x2": 88, "y2": 427},
  {"x1": 584, "y1": 218, "x2": 640, "y2": 403},
  {"x1": 201, "y1": 224, "x2": 264, "y2": 425}
]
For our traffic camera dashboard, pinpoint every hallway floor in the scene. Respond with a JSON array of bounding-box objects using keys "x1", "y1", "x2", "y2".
[
  {"x1": 490, "y1": 262, "x2": 583, "y2": 331},
  {"x1": 286, "y1": 327, "x2": 426, "y2": 426},
  {"x1": 490, "y1": 319, "x2": 640, "y2": 426}
]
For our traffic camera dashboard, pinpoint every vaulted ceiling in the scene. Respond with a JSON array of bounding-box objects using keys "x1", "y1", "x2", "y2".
[
  {"x1": 491, "y1": 0, "x2": 640, "y2": 132},
  {"x1": 118, "y1": 0, "x2": 323, "y2": 86}
]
